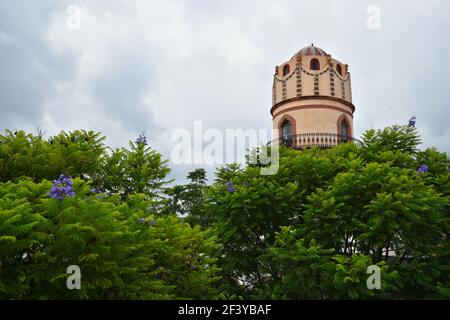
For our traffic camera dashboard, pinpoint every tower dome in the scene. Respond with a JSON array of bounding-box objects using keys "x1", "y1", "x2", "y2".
[
  {"x1": 291, "y1": 44, "x2": 328, "y2": 59},
  {"x1": 271, "y1": 44, "x2": 358, "y2": 149}
]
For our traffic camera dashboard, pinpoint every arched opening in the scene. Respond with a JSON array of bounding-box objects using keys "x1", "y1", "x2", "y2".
[
  {"x1": 337, "y1": 114, "x2": 352, "y2": 144},
  {"x1": 310, "y1": 58, "x2": 320, "y2": 70},
  {"x1": 336, "y1": 64, "x2": 342, "y2": 76},
  {"x1": 281, "y1": 120, "x2": 293, "y2": 146},
  {"x1": 282, "y1": 64, "x2": 290, "y2": 76},
  {"x1": 340, "y1": 120, "x2": 348, "y2": 142}
]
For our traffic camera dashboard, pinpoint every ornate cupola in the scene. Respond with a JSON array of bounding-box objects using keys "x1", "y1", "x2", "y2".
[{"x1": 271, "y1": 44, "x2": 359, "y2": 148}]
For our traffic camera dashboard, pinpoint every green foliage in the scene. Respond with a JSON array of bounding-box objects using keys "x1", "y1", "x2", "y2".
[
  {"x1": 361, "y1": 124, "x2": 421, "y2": 156},
  {"x1": 256, "y1": 227, "x2": 398, "y2": 299},
  {"x1": 98, "y1": 141, "x2": 171, "y2": 199},
  {"x1": 331, "y1": 254, "x2": 397, "y2": 299},
  {"x1": 0, "y1": 178, "x2": 221, "y2": 299},
  {"x1": 256, "y1": 227, "x2": 336, "y2": 299},
  {"x1": 0, "y1": 130, "x2": 218, "y2": 300},
  {"x1": 214, "y1": 163, "x2": 243, "y2": 183},
  {"x1": 0, "y1": 129, "x2": 171, "y2": 200},
  {"x1": 303, "y1": 162, "x2": 447, "y2": 259},
  {"x1": 0, "y1": 129, "x2": 106, "y2": 183},
  {"x1": 164, "y1": 169, "x2": 209, "y2": 225},
  {"x1": 171, "y1": 123, "x2": 448, "y2": 299},
  {"x1": 1, "y1": 122, "x2": 449, "y2": 300},
  {"x1": 0, "y1": 178, "x2": 49, "y2": 298}
]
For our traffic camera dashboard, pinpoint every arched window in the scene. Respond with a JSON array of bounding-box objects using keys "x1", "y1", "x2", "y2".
[
  {"x1": 281, "y1": 120, "x2": 293, "y2": 146},
  {"x1": 282, "y1": 64, "x2": 290, "y2": 76},
  {"x1": 310, "y1": 58, "x2": 320, "y2": 70},
  {"x1": 336, "y1": 64, "x2": 342, "y2": 76},
  {"x1": 340, "y1": 120, "x2": 348, "y2": 142}
]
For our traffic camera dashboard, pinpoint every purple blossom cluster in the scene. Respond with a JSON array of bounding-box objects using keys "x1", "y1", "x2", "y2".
[
  {"x1": 90, "y1": 188, "x2": 104, "y2": 199},
  {"x1": 227, "y1": 181, "x2": 235, "y2": 193},
  {"x1": 138, "y1": 217, "x2": 156, "y2": 226},
  {"x1": 418, "y1": 164, "x2": 429, "y2": 173},
  {"x1": 408, "y1": 116, "x2": 416, "y2": 128},
  {"x1": 49, "y1": 174, "x2": 76, "y2": 200},
  {"x1": 135, "y1": 132, "x2": 148, "y2": 146},
  {"x1": 224, "y1": 180, "x2": 252, "y2": 193}
]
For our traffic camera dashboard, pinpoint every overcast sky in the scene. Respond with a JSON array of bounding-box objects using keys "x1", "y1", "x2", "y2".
[{"x1": 1, "y1": 0, "x2": 449, "y2": 183}]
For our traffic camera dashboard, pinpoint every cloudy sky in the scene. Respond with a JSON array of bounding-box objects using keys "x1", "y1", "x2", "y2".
[{"x1": 1, "y1": 0, "x2": 449, "y2": 183}]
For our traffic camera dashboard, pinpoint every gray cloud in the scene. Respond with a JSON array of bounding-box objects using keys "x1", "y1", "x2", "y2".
[
  {"x1": 0, "y1": 0, "x2": 448, "y2": 184},
  {"x1": 0, "y1": 1, "x2": 77, "y2": 130}
]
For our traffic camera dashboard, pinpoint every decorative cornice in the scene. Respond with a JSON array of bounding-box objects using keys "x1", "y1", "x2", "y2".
[
  {"x1": 273, "y1": 104, "x2": 354, "y2": 120},
  {"x1": 270, "y1": 95, "x2": 356, "y2": 116}
]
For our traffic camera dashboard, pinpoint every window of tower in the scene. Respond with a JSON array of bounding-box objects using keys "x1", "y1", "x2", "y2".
[
  {"x1": 310, "y1": 58, "x2": 320, "y2": 70},
  {"x1": 336, "y1": 64, "x2": 342, "y2": 75},
  {"x1": 341, "y1": 120, "x2": 348, "y2": 141},
  {"x1": 281, "y1": 120, "x2": 293, "y2": 146},
  {"x1": 282, "y1": 64, "x2": 290, "y2": 76}
]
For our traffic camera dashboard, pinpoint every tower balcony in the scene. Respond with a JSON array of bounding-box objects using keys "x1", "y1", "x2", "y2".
[{"x1": 267, "y1": 132, "x2": 363, "y2": 149}]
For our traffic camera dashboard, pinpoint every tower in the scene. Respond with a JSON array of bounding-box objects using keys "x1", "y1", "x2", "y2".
[{"x1": 271, "y1": 44, "x2": 357, "y2": 148}]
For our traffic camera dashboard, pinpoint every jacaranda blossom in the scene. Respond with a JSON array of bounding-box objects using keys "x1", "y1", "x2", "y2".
[
  {"x1": 135, "y1": 132, "x2": 148, "y2": 146},
  {"x1": 227, "y1": 181, "x2": 235, "y2": 193},
  {"x1": 138, "y1": 217, "x2": 156, "y2": 226},
  {"x1": 90, "y1": 188, "x2": 100, "y2": 194},
  {"x1": 49, "y1": 174, "x2": 76, "y2": 200},
  {"x1": 418, "y1": 164, "x2": 429, "y2": 173},
  {"x1": 408, "y1": 116, "x2": 416, "y2": 128}
]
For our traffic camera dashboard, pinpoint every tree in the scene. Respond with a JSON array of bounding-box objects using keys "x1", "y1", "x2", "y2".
[
  {"x1": 191, "y1": 119, "x2": 449, "y2": 299},
  {"x1": 0, "y1": 129, "x2": 106, "y2": 183},
  {"x1": 256, "y1": 227, "x2": 397, "y2": 299},
  {"x1": 203, "y1": 147, "x2": 343, "y2": 295},
  {"x1": 1, "y1": 120, "x2": 448, "y2": 300},
  {"x1": 164, "y1": 168, "x2": 209, "y2": 223},
  {"x1": 0, "y1": 130, "x2": 219, "y2": 300},
  {"x1": 0, "y1": 178, "x2": 222, "y2": 299},
  {"x1": 97, "y1": 134, "x2": 171, "y2": 200}
]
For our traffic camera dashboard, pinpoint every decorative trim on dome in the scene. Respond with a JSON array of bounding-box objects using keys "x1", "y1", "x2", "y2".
[
  {"x1": 272, "y1": 76, "x2": 277, "y2": 105},
  {"x1": 296, "y1": 67, "x2": 302, "y2": 97},
  {"x1": 331, "y1": 68, "x2": 349, "y2": 81},
  {"x1": 330, "y1": 70, "x2": 335, "y2": 97},
  {"x1": 301, "y1": 66, "x2": 329, "y2": 76},
  {"x1": 274, "y1": 65, "x2": 332, "y2": 82},
  {"x1": 314, "y1": 75, "x2": 319, "y2": 96}
]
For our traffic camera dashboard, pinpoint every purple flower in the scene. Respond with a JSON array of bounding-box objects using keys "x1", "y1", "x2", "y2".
[
  {"x1": 49, "y1": 174, "x2": 76, "y2": 200},
  {"x1": 418, "y1": 164, "x2": 429, "y2": 173},
  {"x1": 138, "y1": 218, "x2": 156, "y2": 226},
  {"x1": 89, "y1": 188, "x2": 104, "y2": 199},
  {"x1": 227, "y1": 181, "x2": 235, "y2": 193},
  {"x1": 135, "y1": 132, "x2": 148, "y2": 146},
  {"x1": 90, "y1": 188, "x2": 100, "y2": 194},
  {"x1": 408, "y1": 116, "x2": 416, "y2": 128}
]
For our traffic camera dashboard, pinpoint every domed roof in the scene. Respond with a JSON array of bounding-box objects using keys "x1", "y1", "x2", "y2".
[{"x1": 292, "y1": 44, "x2": 327, "y2": 59}]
